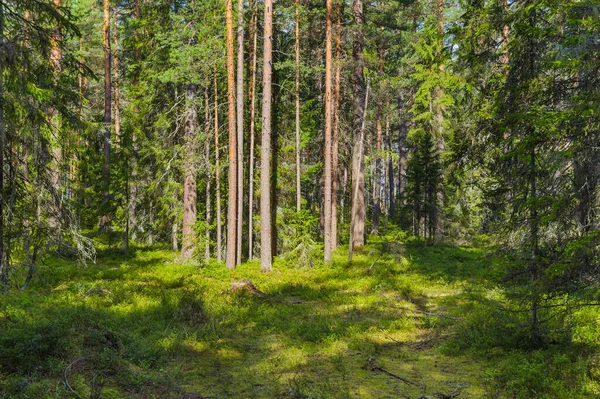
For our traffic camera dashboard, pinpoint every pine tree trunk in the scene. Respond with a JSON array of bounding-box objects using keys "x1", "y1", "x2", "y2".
[
  {"x1": 260, "y1": 0, "x2": 273, "y2": 272},
  {"x1": 181, "y1": 84, "x2": 198, "y2": 261},
  {"x1": 295, "y1": 0, "x2": 301, "y2": 213},
  {"x1": 225, "y1": 0, "x2": 238, "y2": 270},
  {"x1": 214, "y1": 68, "x2": 223, "y2": 263},
  {"x1": 0, "y1": 3, "x2": 5, "y2": 284},
  {"x1": 323, "y1": 0, "x2": 334, "y2": 263},
  {"x1": 398, "y1": 93, "x2": 407, "y2": 208},
  {"x1": 331, "y1": 1, "x2": 342, "y2": 250},
  {"x1": 113, "y1": 10, "x2": 120, "y2": 147},
  {"x1": 236, "y1": 0, "x2": 244, "y2": 265},
  {"x1": 386, "y1": 114, "x2": 395, "y2": 218},
  {"x1": 350, "y1": 0, "x2": 366, "y2": 255},
  {"x1": 205, "y1": 87, "x2": 211, "y2": 262},
  {"x1": 372, "y1": 51, "x2": 382, "y2": 234},
  {"x1": 433, "y1": 0, "x2": 445, "y2": 243},
  {"x1": 100, "y1": 0, "x2": 112, "y2": 231},
  {"x1": 248, "y1": 0, "x2": 258, "y2": 260}
]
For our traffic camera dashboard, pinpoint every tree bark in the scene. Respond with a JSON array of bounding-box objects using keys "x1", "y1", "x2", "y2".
[
  {"x1": 0, "y1": 3, "x2": 5, "y2": 284},
  {"x1": 323, "y1": 0, "x2": 334, "y2": 263},
  {"x1": 331, "y1": 1, "x2": 341, "y2": 250},
  {"x1": 128, "y1": 0, "x2": 140, "y2": 246},
  {"x1": 100, "y1": 0, "x2": 112, "y2": 230},
  {"x1": 225, "y1": 0, "x2": 238, "y2": 270},
  {"x1": 205, "y1": 87, "x2": 211, "y2": 262},
  {"x1": 214, "y1": 68, "x2": 223, "y2": 263},
  {"x1": 372, "y1": 49, "x2": 383, "y2": 234},
  {"x1": 350, "y1": 0, "x2": 366, "y2": 253},
  {"x1": 113, "y1": 10, "x2": 120, "y2": 147},
  {"x1": 181, "y1": 84, "x2": 198, "y2": 261},
  {"x1": 260, "y1": 0, "x2": 273, "y2": 272},
  {"x1": 386, "y1": 114, "x2": 395, "y2": 218},
  {"x1": 398, "y1": 93, "x2": 407, "y2": 208},
  {"x1": 236, "y1": 0, "x2": 244, "y2": 265},
  {"x1": 433, "y1": 0, "x2": 444, "y2": 243},
  {"x1": 248, "y1": 0, "x2": 258, "y2": 260},
  {"x1": 295, "y1": 0, "x2": 302, "y2": 213}
]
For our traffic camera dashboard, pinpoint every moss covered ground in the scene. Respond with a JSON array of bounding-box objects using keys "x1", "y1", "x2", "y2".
[{"x1": 1, "y1": 234, "x2": 599, "y2": 398}]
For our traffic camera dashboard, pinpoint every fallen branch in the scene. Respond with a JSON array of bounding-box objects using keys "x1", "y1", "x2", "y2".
[
  {"x1": 368, "y1": 357, "x2": 420, "y2": 387},
  {"x1": 64, "y1": 357, "x2": 84, "y2": 399}
]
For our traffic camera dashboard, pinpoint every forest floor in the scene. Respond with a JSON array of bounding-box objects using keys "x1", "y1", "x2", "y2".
[{"x1": 1, "y1": 233, "x2": 599, "y2": 398}]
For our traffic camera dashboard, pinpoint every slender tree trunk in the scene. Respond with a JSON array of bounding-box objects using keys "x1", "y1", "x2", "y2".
[
  {"x1": 260, "y1": 0, "x2": 273, "y2": 272},
  {"x1": 384, "y1": 114, "x2": 393, "y2": 218},
  {"x1": 248, "y1": 0, "x2": 258, "y2": 260},
  {"x1": 350, "y1": 0, "x2": 366, "y2": 254},
  {"x1": 225, "y1": 0, "x2": 238, "y2": 270},
  {"x1": 398, "y1": 93, "x2": 407, "y2": 208},
  {"x1": 113, "y1": 10, "x2": 121, "y2": 147},
  {"x1": 323, "y1": 0, "x2": 334, "y2": 263},
  {"x1": 295, "y1": 0, "x2": 302, "y2": 212},
  {"x1": 205, "y1": 87, "x2": 211, "y2": 261},
  {"x1": 0, "y1": 3, "x2": 5, "y2": 284},
  {"x1": 181, "y1": 84, "x2": 198, "y2": 261},
  {"x1": 100, "y1": 0, "x2": 112, "y2": 230},
  {"x1": 501, "y1": 0, "x2": 509, "y2": 67},
  {"x1": 214, "y1": 68, "x2": 223, "y2": 263},
  {"x1": 128, "y1": 0, "x2": 140, "y2": 243},
  {"x1": 236, "y1": 0, "x2": 244, "y2": 265},
  {"x1": 372, "y1": 50, "x2": 383, "y2": 234},
  {"x1": 433, "y1": 0, "x2": 445, "y2": 242},
  {"x1": 332, "y1": 2, "x2": 341, "y2": 249}
]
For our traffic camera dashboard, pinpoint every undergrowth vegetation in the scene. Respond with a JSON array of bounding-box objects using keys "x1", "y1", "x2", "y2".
[{"x1": 1, "y1": 233, "x2": 599, "y2": 398}]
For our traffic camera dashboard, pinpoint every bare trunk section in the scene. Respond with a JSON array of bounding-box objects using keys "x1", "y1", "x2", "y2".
[
  {"x1": 386, "y1": 114, "x2": 395, "y2": 218},
  {"x1": 372, "y1": 98, "x2": 381, "y2": 235},
  {"x1": 128, "y1": 0, "x2": 140, "y2": 244},
  {"x1": 225, "y1": 0, "x2": 238, "y2": 270},
  {"x1": 331, "y1": 1, "x2": 342, "y2": 250},
  {"x1": 214, "y1": 68, "x2": 223, "y2": 263},
  {"x1": 100, "y1": 0, "x2": 112, "y2": 230},
  {"x1": 236, "y1": 0, "x2": 244, "y2": 265},
  {"x1": 260, "y1": 0, "x2": 273, "y2": 272},
  {"x1": 181, "y1": 84, "x2": 198, "y2": 261},
  {"x1": 205, "y1": 87, "x2": 211, "y2": 262},
  {"x1": 248, "y1": 0, "x2": 258, "y2": 260},
  {"x1": 433, "y1": 0, "x2": 445, "y2": 243},
  {"x1": 349, "y1": 0, "x2": 366, "y2": 255},
  {"x1": 295, "y1": 0, "x2": 301, "y2": 212},
  {"x1": 398, "y1": 93, "x2": 407, "y2": 208},
  {"x1": 0, "y1": 3, "x2": 5, "y2": 284},
  {"x1": 113, "y1": 10, "x2": 120, "y2": 147},
  {"x1": 323, "y1": 0, "x2": 334, "y2": 263}
]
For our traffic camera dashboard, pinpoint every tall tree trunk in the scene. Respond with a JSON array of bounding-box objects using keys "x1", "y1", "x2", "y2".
[
  {"x1": 331, "y1": 1, "x2": 341, "y2": 249},
  {"x1": 386, "y1": 114, "x2": 395, "y2": 218},
  {"x1": 372, "y1": 97, "x2": 381, "y2": 234},
  {"x1": 205, "y1": 87, "x2": 211, "y2": 261},
  {"x1": 128, "y1": 0, "x2": 140, "y2": 244},
  {"x1": 181, "y1": 84, "x2": 198, "y2": 261},
  {"x1": 349, "y1": 0, "x2": 366, "y2": 254},
  {"x1": 295, "y1": 0, "x2": 302, "y2": 213},
  {"x1": 225, "y1": 0, "x2": 238, "y2": 270},
  {"x1": 433, "y1": 0, "x2": 444, "y2": 243},
  {"x1": 323, "y1": 0, "x2": 334, "y2": 263},
  {"x1": 100, "y1": 0, "x2": 112, "y2": 231},
  {"x1": 236, "y1": 0, "x2": 244, "y2": 265},
  {"x1": 260, "y1": 0, "x2": 273, "y2": 272},
  {"x1": 398, "y1": 93, "x2": 407, "y2": 208},
  {"x1": 214, "y1": 68, "x2": 223, "y2": 263},
  {"x1": 0, "y1": 2, "x2": 5, "y2": 284},
  {"x1": 113, "y1": 10, "x2": 120, "y2": 147},
  {"x1": 248, "y1": 0, "x2": 258, "y2": 260}
]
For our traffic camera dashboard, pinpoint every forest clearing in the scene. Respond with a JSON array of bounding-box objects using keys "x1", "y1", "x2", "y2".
[
  {"x1": 1, "y1": 0, "x2": 600, "y2": 397},
  {"x1": 1, "y1": 233, "x2": 598, "y2": 398}
]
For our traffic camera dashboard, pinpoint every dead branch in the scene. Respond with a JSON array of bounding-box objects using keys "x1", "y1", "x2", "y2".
[{"x1": 368, "y1": 357, "x2": 421, "y2": 387}]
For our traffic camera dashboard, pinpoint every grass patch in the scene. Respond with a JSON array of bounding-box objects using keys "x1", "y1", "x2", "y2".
[{"x1": 0, "y1": 240, "x2": 598, "y2": 398}]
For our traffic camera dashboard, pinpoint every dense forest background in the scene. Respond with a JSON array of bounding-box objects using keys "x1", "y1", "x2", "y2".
[{"x1": 1, "y1": 0, "x2": 600, "y2": 397}]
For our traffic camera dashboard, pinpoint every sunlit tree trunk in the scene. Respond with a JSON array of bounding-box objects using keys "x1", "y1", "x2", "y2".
[
  {"x1": 295, "y1": 0, "x2": 301, "y2": 213},
  {"x1": 214, "y1": 68, "x2": 223, "y2": 263},
  {"x1": 331, "y1": 0, "x2": 341, "y2": 250},
  {"x1": 433, "y1": 0, "x2": 444, "y2": 243},
  {"x1": 112, "y1": 10, "x2": 120, "y2": 147},
  {"x1": 248, "y1": 0, "x2": 258, "y2": 260},
  {"x1": 260, "y1": 0, "x2": 273, "y2": 272},
  {"x1": 205, "y1": 86, "x2": 211, "y2": 262},
  {"x1": 323, "y1": 0, "x2": 333, "y2": 263},
  {"x1": 225, "y1": 0, "x2": 238, "y2": 270},
  {"x1": 349, "y1": 0, "x2": 366, "y2": 256},
  {"x1": 0, "y1": 3, "x2": 5, "y2": 284},
  {"x1": 236, "y1": 0, "x2": 244, "y2": 265},
  {"x1": 181, "y1": 84, "x2": 198, "y2": 261},
  {"x1": 100, "y1": 0, "x2": 112, "y2": 230},
  {"x1": 398, "y1": 93, "x2": 407, "y2": 208}
]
